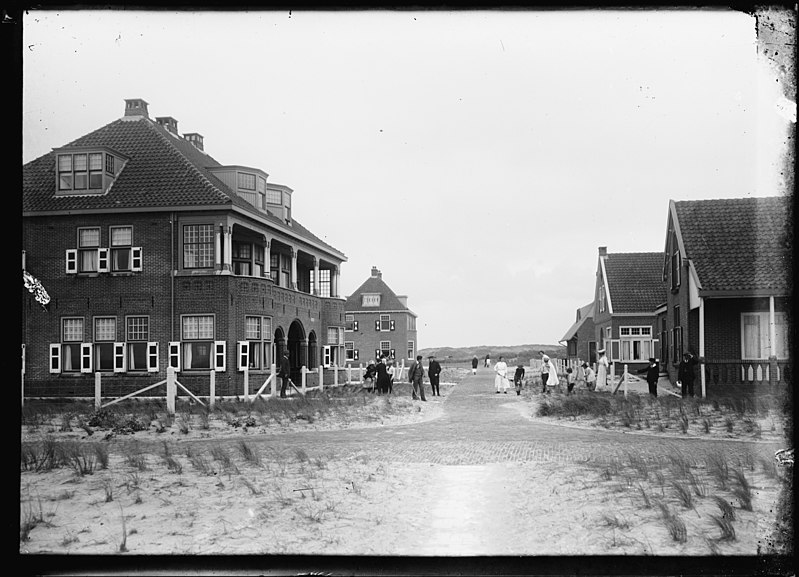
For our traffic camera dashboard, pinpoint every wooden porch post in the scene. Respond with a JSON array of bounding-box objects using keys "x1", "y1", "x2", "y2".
[
  {"x1": 769, "y1": 296, "x2": 778, "y2": 385},
  {"x1": 699, "y1": 297, "x2": 706, "y2": 398},
  {"x1": 209, "y1": 370, "x2": 215, "y2": 410}
]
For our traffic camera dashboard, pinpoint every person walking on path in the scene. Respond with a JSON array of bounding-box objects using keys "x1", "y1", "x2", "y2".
[
  {"x1": 637, "y1": 357, "x2": 660, "y2": 397},
  {"x1": 472, "y1": 355, "x2": 479, "y2": 375},
  {"x1": 513, "y1": 364, "x2": 526, "y2": 395},
  {"x1": 540, "y1": 355, "x2": 558, "y2": 394},
  {"x1": 583, "y1": 362, "x2": 596, "y2": 391},
  {"x1": 678, "y1": 351, "x2": 698, "y2": 398},
  {"x1": 484, "y1": 354, "x2": 491, "y2": 368},
  {"x1": 494, "y1": 356, "x2": 509, "y2": 394},
  {"x1": 596, "y1": 348, "x2": 610, "y2": 391},
  {"x1": 278, "y1": 351, "x2": 291, "y2": 398},
  {"x1": 408, "y1": 355, "x2": 427, "y2": 401},
  {"x1": 575, "y1": 362, "x2": 586, "y2": 391},
  {"x1": 428, "y1": 355, "x2": 442, "y2": 397},
  {"x1": 375, "y1": 356, "x2": 391, "y2": 395}
]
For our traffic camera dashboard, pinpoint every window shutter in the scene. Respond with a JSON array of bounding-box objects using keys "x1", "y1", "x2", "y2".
[
  {"x1": 390, "y1": 349, "x2": 396, "y2": 359},
  {"x1": 131, "y1": 247, "x2": 143, "y2": 272},
  {"x1": 375, "y1": 349, "x2": 380, "y2": 360},
  {"x1": 353, "y1": 321, "x2": 359, "y2": 331},
  {"x1": 237, "y1": 341, "x2": 249, "y2": 371},
  {"x1": 49, "y1": 344, "x2": 61, "y2": 374},
  {"x1": 81, "y1": 343, "x2": 93, "y2": 373},
  {"x1": 65, "y1": 249, "x2": 77, "y2": 274},
  {"x1": 168, "y1": 341, "x2": 181, "y2": 372},
  {"x1": 390, "y1": 320, "x2": 395, "y2": 331},
  {"x1": 147, "y1": 342, "x2": 159, "y2": 372},
  {"x1": 354, "y1": 349, "x2": 359, "y2": 361},
  {"x1": 214, "y1": 341, "x2": 226, "y2": 372},
  {"x1": 375, "y1": 320, "x2": 380, "y2": 331},
  {"x1": 323, "y1": 345, "x2": 331, "y2": 368},
  {"x1": 113, "y1": 342, "x2": 126, "y2": 372},
  {"x1": 98, "y1": 248, "x2": 109, "y2": 273}
]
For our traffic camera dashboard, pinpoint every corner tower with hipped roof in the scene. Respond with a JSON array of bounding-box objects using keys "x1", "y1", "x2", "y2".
[
  {"x1": 22, "y1": 97, "x2": 347, "y2": 397},
  {"x1": 343, "y1": 267, "x2": 418, "y2": 364}
]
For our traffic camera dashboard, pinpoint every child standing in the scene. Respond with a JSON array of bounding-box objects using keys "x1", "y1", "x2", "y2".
[
  {"x1": 566, "y1": 367, "x2": 576, "y2": 395},
  {"x1": 583, "y1": 362, "x2": 596, "y2": 391}
]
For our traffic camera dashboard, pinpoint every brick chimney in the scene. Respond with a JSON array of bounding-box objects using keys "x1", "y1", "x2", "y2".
[
  {"x1": 184, "y1": 133, "x2": 204, "y2": 151},
  {"x1": 371, "y1": 266, "x2": 381, "y2": 279},
  {"x1": 156, "y1": 116, "x2": 179, "y2": 134},
  {"x1": 124, "y1": 99, "x2": 150, "y2": 118},
  {"x1": 598, "y1": 246, "x2": 607, "y2": 257},
  {"x1": 397, "y1": 295, "x2": 408, "y2": 308}
]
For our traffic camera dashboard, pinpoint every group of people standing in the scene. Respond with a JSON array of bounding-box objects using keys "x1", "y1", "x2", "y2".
[{"x1": 364, "y1": 354, "x2": 442, "y2": 400}]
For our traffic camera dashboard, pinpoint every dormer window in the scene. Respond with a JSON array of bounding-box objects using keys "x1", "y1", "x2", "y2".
[
  {"x1": 362, "y1": 294, "x2": 381, "y2": 307},
  {"x1": 238, "y1": 172, "x2": 256, "y2": 191},
  {"x1": 55, "y1": 147, "x2": 126, "y2": 196}
]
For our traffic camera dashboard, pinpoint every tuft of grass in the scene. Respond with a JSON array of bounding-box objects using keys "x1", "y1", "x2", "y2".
[
  {"x1": 687, "y1": 471, "x2": 707, "y2": 497},
  {"x1": 637, "y1": 484, "x2": 652, "y2": 508},
  {"x1": 93, "y1": 444, "x2": 109, "y2": 470},
  {"x1": 701, "y1": 418, "x2": 712, "y2": 434},
  {"x1": 706, "y1": 452, "x2": 729, "y2": 490},
  {"x1": 710, "y1": 514, "x2": 736, "y2": 542},
  {"x1": 102, "y1": 479, "x2": 114, "y2": 502},
  {"x1": 601, "y1": 513, "x2": 630, "y2": 530},
  {"x1": 712, "y1": 495, "x2": 736, "y2": 522},
  {"x1": 209, "y1": 444, "x2": 239, "y2": 474},
  {"x1": 671, "y1": 480, "x2": 694, "y2": 509},
  {"x1": 63, "y1": 441, "x2": 97, "y2": 476},
  {"x1": 730, "y1": 468, "x2": 753, "y2": 511},
  {"x1": 759, "y1": 456, "x2": 778, "y2": 479},
  {"x1": 657, "y1": 502, "x2": 687, "y2": 543},
  {"x1": 237, "y1": 440, "x2": 262, "y2": 467},
  {"x1": 186, "y1": 447, "x2": 213, "y2": 476},
  {"x1": 241, "y1": 477, "x2": 262, "y2": 495}
]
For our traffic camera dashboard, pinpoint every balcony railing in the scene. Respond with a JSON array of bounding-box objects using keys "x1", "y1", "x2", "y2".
[{"x1": 704, "y1": 359, "x2": 791, "y2": 386}]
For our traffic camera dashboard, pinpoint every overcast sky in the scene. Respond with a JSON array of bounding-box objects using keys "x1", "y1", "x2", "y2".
[{"x1": 22, "y1": 9, "x2": 793, "y2": 349}]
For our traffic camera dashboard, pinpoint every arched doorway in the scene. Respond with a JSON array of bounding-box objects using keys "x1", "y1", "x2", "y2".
[
  {"x1": 287, "y1": 320, "x2": 307, "y2": 380},
  {"x1": 307, "y1": 331, "x2": 318, "y2": 369}
]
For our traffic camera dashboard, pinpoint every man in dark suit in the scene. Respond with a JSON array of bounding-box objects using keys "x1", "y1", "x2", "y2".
[
  {"x1": 278, "y1": 351, "x2": 291, "y2": 398},
  {"x1": 408, "y1": 355, "x2": 426, "y2": 401},
  {"x1": 637, "y1": 357, "x2": 660, "y2": 397},
  {"x1": 427, "y1": 355, "x2": 442, "y2": 396}
]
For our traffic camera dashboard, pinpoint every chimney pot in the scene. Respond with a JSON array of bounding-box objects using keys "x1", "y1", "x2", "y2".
[
  {"x1": 598, "y1": 246, "x2": 607, "y2": 257},
  {"x1": 371, "y1": 266, "x2": 381, "y2": 278},
  {"x1": 184, "y1": 132, "x2": 204, "y2": 151},
  {"x1": 156, "y1": 116, "x2": 179, "y2": 134},
  {"x1": 124, "y1": 98, "x2": 150, "y2": 119}
]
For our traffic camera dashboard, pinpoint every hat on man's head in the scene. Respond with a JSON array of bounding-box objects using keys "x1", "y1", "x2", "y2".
[
  {"x1": 649, "y1": 357, "x2": 657, "y2": 363},
  {"x1": 427, "y1": 354, "x2": 435, "y2": 359},
  {"x1": 597, "y1": 348, "x2": 606, "y2": 354},
  {"x1": 283, "y1": 351, "x2": 289, "y2": 357}
]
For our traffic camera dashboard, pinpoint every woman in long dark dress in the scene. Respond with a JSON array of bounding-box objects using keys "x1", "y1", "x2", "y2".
[{"x1": 375, "y1": 357, "x2": 391, "y2": 395}]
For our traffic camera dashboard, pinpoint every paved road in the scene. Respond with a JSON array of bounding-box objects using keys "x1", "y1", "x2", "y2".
[{"x1": 146, "y1": 367, "x2": 782, "y2": 466}]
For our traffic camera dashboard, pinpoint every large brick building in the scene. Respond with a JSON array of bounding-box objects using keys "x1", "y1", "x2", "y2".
[
  {"x1": 22, "y1": 98, "x2": 347, "y2": 397},
  {"x1": 343, "y1": 267, "x2": 418, "y2": 365},
  {"x1": 658, "y1": 196, "x2": 791, "y2": 392}
]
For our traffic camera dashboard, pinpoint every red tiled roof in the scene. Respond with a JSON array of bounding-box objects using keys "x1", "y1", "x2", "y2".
[
  {"x1": 604, "y1": 252, "x2": 667, "y2": 313},
  {"x1": 673, "y1": 196, "x2": 791, "y2": 293},
  {"x1": 22, "y1": 116, "x2": 344, "y2": 257},
  {"x1": 345, "y1": 275, "x2": 414, "y2": 314}
]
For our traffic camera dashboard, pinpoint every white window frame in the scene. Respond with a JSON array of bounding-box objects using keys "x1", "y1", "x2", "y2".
[
  {"x1": 125, "y1": 316, "x2": 153, "y2": 373},
  {"x1": 93, "y1": 316, "x2": 117, "y2": 373},
  {"x1": 617, "y1": 326, "x2": 655, "y2": 362},
  {"x1": 180, "y1": 314, "x2": 217, "y2": 371},
  {"x1": 362, "y1": 294, "x2": 381, "y2": 307},
  {"x1": 741, "y1": 311, "x2": 789, "y2": 360},
  {"x1": 407, "y1": 340, "x2": 414, "y2": 360},
  {"x1": 345, "y1": 341, "x2": 356, "y2": 361}
]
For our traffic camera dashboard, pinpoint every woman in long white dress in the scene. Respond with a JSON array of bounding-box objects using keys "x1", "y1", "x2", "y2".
[{"x1": 595, "y1": 349, "x2": 609, "y2": 391}]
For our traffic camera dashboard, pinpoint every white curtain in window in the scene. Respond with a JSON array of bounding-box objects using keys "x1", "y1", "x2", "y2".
[
  {"x1": 743, "y1": 315, "x2": 761, "y2": 359},
  {"x1": 63, "y1": 344, "x2": 73, "y2": 371},
  {"x1": 80, "y1": 250, "x2": 98, "y2": 272},
  {"x1": 183, "y1": 343, "x2": 193, "y2": 369}
]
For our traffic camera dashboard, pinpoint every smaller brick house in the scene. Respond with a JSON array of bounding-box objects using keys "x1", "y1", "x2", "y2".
[
  {"x1": 559, "y1": 302, "x2": 596, "y2": 365},
  {"x1": 343, "y1": 267, "x2": 418, "y2": 365},
  {"x1": 658, "y1": 196, "x2": 791, "y2": 393},
  {"x1": 591, "y1": 247, "x2": 667, "y2": 376}
]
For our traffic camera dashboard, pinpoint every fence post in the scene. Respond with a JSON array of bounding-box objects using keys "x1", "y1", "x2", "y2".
[
  {"x1": 359, "y1": 363, "x2": 364, "y2": 382},
  {"x1": 334, "y1": 364, "x2": 339, "y2": 386},
  {"x1": 301, "y1": 366, "x2": 307, "y2": 395},
  {"x1": 319, "y1": 366, "x2": 324, "y2": 391},
  {"x1": 347, "y1": 363, "x2": 352, "y2": 384},
  {"x1": 623, "y1": 364, "x2": 628, "y2": 398},
  {"x1": 270, "y1": 363, "x2": 277, "y2": 397},
  {"x1": 166, "y1": 366, "x2": 176, "y2": 415},
  {"x1": 209, "y1": 370, "x2": 216, "y2": 410},
  {"x1": 95, "y1": 372, "x2": 102, "y2": 410},
  {"x1": 243, "y1": 368, "x2": 249, "y2": 403}
]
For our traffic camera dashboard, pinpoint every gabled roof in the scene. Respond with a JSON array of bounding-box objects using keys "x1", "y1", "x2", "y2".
[
  {"x1": 604, "y1": 252, "x2": 666, "y2": 313},
  {"x1": 22, "y1": 115, "x2": 344, "y2": 258},
  {"x1": 672, "y1": 196, "x2": 791, "y2": 293},
  {"x1": 345, "y1": 273, "x2": 415, "y2": 315},
  {"x1": 559, "y1": 302, "x2": 594, "y2": 343}
]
